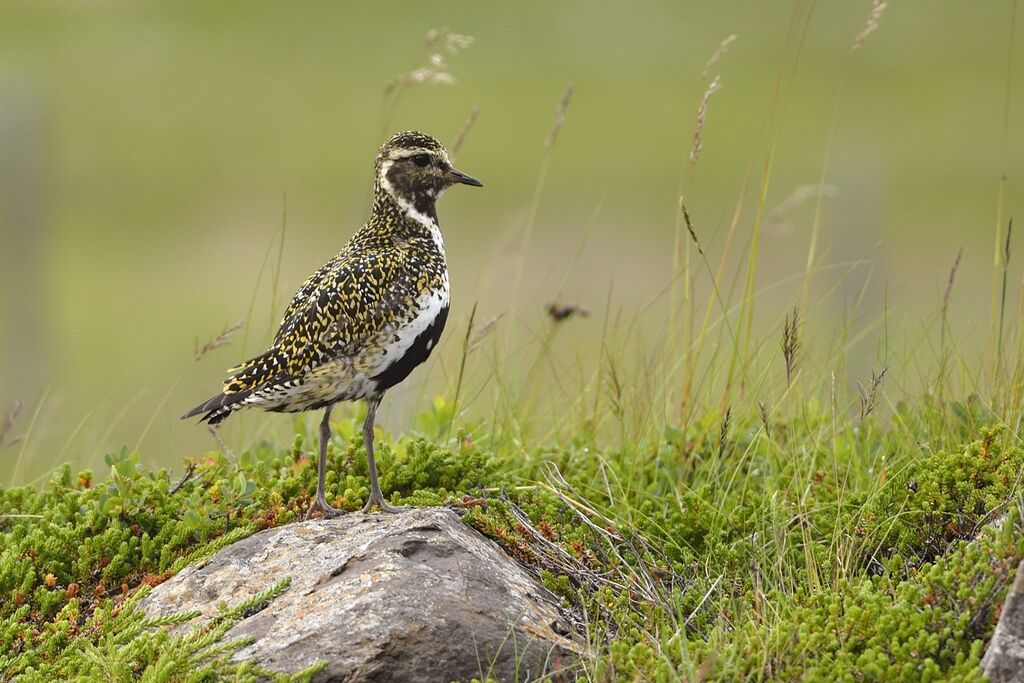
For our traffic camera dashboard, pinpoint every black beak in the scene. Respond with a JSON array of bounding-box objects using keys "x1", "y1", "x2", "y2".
[{"x1": 446, "y1": 167, "x2": 483, "y2": 187}]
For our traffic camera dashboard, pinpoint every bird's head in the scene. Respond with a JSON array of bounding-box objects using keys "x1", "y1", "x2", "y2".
[{"x1": 374, "y1": 131, "x2": 482, "y2": 205}]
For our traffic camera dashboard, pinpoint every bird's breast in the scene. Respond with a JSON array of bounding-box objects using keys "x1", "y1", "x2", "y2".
[{"x1": 368, "y1": 282, "x2": 450, "y2": 392}]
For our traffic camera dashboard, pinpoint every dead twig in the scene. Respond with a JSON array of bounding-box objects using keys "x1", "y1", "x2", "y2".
[
  {"x1": 0, "y1": 400, "x2": 23, "y2": 450},
  {"x1": 169, "y1": 462, "x2": 199, "y2": 495},
  {"x1": 195, "y1": 320, "x2": 245, "y2": 362}
]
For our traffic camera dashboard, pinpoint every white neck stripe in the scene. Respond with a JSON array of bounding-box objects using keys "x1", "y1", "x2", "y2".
[{"x1": 377, "y1": 161, "x2": 446, "y2": 251}]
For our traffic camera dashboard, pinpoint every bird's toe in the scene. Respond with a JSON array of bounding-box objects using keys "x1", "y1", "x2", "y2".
[{"x1": 306, "y1": 500, "x2": 345, "y2": 520}]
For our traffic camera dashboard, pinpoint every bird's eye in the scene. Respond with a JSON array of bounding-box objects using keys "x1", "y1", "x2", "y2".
[{"x1": 412, "y1": 154, "x2": 430, "y2": 167}]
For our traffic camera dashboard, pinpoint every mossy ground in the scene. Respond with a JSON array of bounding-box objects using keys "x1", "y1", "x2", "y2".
[
  {"x1": 2, "y1": 398, "x2": 1022, "y2": 682},
  {"x1": 3, "y1": 7, "x2": 1021, "y2": 682}
]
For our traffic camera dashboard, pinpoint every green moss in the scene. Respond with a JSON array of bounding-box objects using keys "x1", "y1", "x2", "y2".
[
  {"x1": 0, "y1": 423, "x2": 503, "y2": 679},
  {"x1": 581, "y1": 510, "x2": 1022, "y2": 682},
  {"x1": 2, "y1": 407, "x2": 1021, "y2": 681},
  {"x1": 459, "y1": 427, "x2": 1023, "y2": 682},
  {"x1": 862, "y1": 426, "x2": 1024, "y2": 572},
  {"x1": 717, "y1": 508, "x2": 1021, "y2": 681},
  {"x1": 11, "y1": 577, "x2": 324, "y2": 681}
]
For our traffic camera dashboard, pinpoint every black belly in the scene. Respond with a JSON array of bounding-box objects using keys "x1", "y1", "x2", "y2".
[{"x1": 371, "y1": 304, "x2": 449, "y2": 393}]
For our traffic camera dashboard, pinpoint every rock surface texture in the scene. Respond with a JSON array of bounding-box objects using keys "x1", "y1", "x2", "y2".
[
  {"x1": 141, "y1": 508, "x2": 581, "y2": 682},
  {"x1": 983, "y1": 558, "x2": 1024, "y2": 682}
]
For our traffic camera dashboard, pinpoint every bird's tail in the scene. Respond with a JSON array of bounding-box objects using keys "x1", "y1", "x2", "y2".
[
  {"x1": 181, "y1": 389, "x2": 252, "y2": 425},
  {"x1": 184, "y1": 347, "x2": 290, "y2": 424}
]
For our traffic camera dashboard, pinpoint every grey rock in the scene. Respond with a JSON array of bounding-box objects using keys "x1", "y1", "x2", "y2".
[
  {"x1": 141, "y1": 508, "x2": 582, "y2": 682},
  {"x1": 983, "y1": 557, "x2": 1024, "y2": 682}
]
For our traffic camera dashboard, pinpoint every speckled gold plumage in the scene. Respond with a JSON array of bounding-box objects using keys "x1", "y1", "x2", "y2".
[{"x1": 184, "y1": 131, "x2": 477, "y2": 424}]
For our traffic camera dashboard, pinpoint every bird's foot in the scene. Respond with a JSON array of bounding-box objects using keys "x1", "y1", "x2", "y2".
[
  {"x1": 361, "y1": 496, "x2": 409, "y2": 514},
  {"x1": 306, "y1": 497, "x2": 344, "y2": 520}
]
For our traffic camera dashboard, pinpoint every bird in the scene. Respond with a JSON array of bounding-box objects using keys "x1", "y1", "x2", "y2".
[{"x1": 182, "y1": 130, "x2": 482, "y2": 516}]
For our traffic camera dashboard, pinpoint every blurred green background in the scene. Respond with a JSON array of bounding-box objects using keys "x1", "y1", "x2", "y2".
[{"x1": 1, "y1": 1, "x2": 1021, "y2": 482}]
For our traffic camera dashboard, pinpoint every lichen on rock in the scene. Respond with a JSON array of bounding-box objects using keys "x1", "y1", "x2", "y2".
[{"x1": 140, "y1": 508, "x2": 583, "y2": 682}]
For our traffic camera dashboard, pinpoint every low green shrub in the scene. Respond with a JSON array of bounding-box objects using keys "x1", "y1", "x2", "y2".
[{"x1": 1, "y1": 409, "x2": 1021, "y2": 682}]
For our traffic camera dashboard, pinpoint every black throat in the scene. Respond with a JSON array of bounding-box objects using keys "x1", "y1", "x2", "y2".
[
  {"x1": 412, "y1": 193, "x2": 439, "y2": 223},
  {"x1": 372, "y1": 184, "x2": 441, "y2": 231}
]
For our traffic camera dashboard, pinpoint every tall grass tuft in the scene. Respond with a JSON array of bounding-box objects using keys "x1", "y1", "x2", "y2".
[
  {"x1": 688, "y1": 76, "x2": 721, "y2": 166},
  {"x1": 857, "y1": 366, "x2": 888, "y2": 423}
]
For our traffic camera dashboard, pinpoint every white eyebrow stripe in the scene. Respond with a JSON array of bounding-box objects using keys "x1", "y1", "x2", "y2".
[
  {"x1": 388, "y1": 150, "x2": 453, "y2": 170},
  {"x1": 390, "y1": 148, "x2": 433, "y2": 159}
]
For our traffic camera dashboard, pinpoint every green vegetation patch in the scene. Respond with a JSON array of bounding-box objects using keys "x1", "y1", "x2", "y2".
[
  {"x1": 1, "y1": 408, "x2": 1022, "y2": 681},
  {"x1": 0, "y1": 417, "x2": 501, "y2": 680},
  {"x1": 861, "y1": 426, "x2": 1024, "y2": 573},
  {"x1": 459, "y1": 422, "x2": 1024, "y2": 681}
]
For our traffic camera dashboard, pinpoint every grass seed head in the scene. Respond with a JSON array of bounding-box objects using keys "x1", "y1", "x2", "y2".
[
  {"x1": 194, "y1": 320, "x2": 245, "y2": 362},
  {"x1": 385, "y1": 28, "x2": 474, "y2": 95},
  {"x1": 852, "y1": 0, "x2": 888, "y2": 53},
  {"x1": 545, "y1": 82, "x2": 575, "y2": 150},
  {"x1": 782, "y1": 307, "x2": 801, "y2": 385},
  {"x1": 690, "y1": 75, "x2": 721, "y2": 164},
  {"x1": 858, "y1": 367, "x2": 889, "y2": 422},
  {"x1": 701, "y1": 33, "x2": 738, "y2": 81},
  {"x1": 679, "y1": 196, "x2": 704, "y2": 255}
]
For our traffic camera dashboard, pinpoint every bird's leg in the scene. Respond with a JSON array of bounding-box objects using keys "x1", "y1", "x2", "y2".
[
  {"x1": 361, "y1": 396, "x2": 407, "y2": 513},
  {"x1": 306, "y1": 404, "x2": 343, "y2": 519}
]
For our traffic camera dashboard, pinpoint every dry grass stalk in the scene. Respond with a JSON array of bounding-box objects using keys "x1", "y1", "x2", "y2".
[
  {"x1": 765, "y1": 184, "x2": 838, "y2": 233},
  {"x1": 467, "y1": 311, "x2": 505, "y2": 352},
  {"x1": 1006, "y1": 218, "x2": 1014, "y2": 264},
  {"x1": 1019, "y1": 274, "x2": 1024, "y2": 331},
  {"x1": 547, "y1": 301, "x2": 590, "y2": 323},
  {"x1": 544, "y1": 82, "x2": 575, "y2": 149},
  {"x1": 782, "y1": 306, "x2": 801, "y2": 385},
  {"x1": 690, "y1": 75, "x2": 721, "y2": 163},
  {"x1": 449, "y1": 103, "x2": 480, "y2": 161},
  {"x1": 195, "y1": 320, "x2": 245, "y2": 361},
  {"x1": 447, "y1": 303, "x2": 478, "y2": 442},
  {"x1": 701, "y1": 33, "x2": 738, "y2": 81},
  {"x1": 858, "y1": 367, "x2": 889, "y2": 422},
  {"x1": 534, "y1": 465, "x2": 697, "y2": 631},
  {"x1": 604, "y1": 352, "x2": 625, "y2": 420},
  {"x1": 0, "y1": 400, "x2": 23, "y2": 450},
  {"x1": 940, "y1": 248, "x2": 964, "y2": 351},
  {"x1": 685, "y1": 575, "x2": 723, "y2": 628},
  {"x1": 207, "y1": 424, "x2": 232, "y2": 454},
  {"x1": 852, "y1": 0, "x2": 888, "y2": 53},
  {"x1": 998, "y1": 219, "x2": 1014, "y2": 360},
  {"x1": 385, "y1": 29, "x2": 474, "y2": 94}
]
